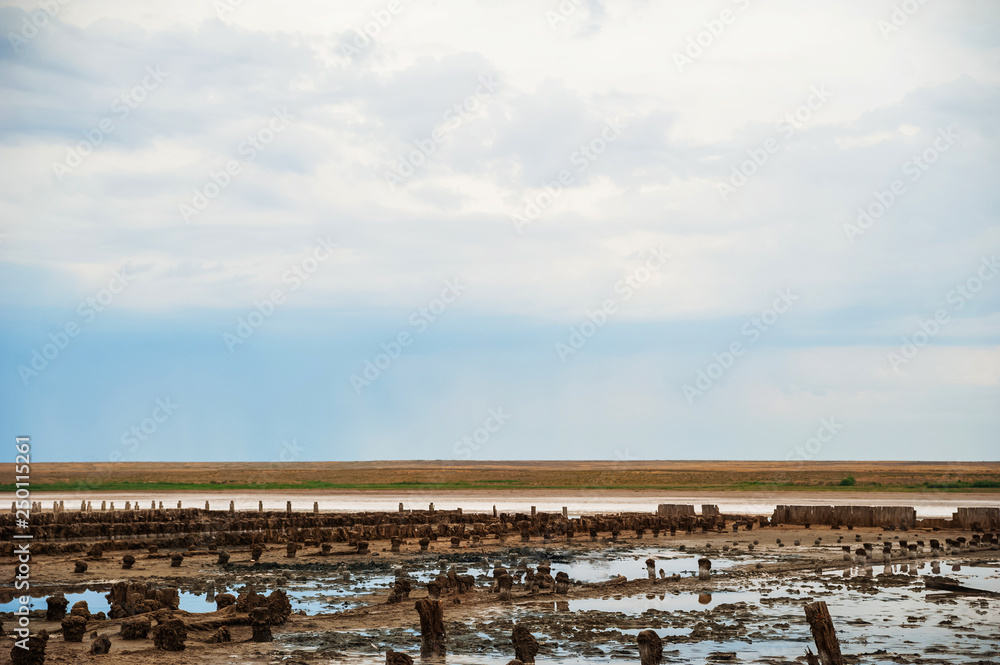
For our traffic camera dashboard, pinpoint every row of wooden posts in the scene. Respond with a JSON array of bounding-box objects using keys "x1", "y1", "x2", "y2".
[
  {"x1": 403, "y1": 599, "x2": 843, "y2": 665},
  {"x1": 14, "y1": 501, "x2": 570, "y2": 516}
]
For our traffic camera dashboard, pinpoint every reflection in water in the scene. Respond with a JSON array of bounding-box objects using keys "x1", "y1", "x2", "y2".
[
  {"x1": 951, "y1": 564, "x2": 961, "y2": 572},
  {"x1": 932, "y1": 562, "x2": 941, "y2": 574},
  {"x1": 697, "y1": 593, "x2": 712, "y2": 605}
]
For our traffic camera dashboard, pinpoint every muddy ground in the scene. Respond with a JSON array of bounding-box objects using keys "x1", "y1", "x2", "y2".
[{"x1": 2, "y1": 524, "x2": 998, "y2": 664}]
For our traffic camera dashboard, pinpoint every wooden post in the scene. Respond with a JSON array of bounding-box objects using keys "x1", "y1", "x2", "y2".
[
  {"x1": 512, "y1": 624, "x2": 539, "y2": 664},
  {"x1": 414, "y1": 599, "x2": 445, "y2": 658},
  {"x1": 637, "y1": 629, "x2": 663, "y2": 665},
  {"x1": 698, "y1": 557, "x2": 711, "y2": 580},
  {"x1": 385, "y1": 649, "x2": 414, "y2": 665},
  {"x1": 804, "y1": 601, "x2": 843, "y2": 665},
  {"x1": 498, "y1": 573, "x2": 513, "y2": 601}
]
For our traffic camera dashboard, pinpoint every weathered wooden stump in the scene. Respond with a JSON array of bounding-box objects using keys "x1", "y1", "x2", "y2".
[
  {"x1": 170, "y1": 553, "x2": 183, "y2": 567},
  {"x1": 74, "y1": 560, "x2": 88, "y2": 574},
  {"x1": 151, "y1": 618, "x2": 187, "y2": 651},
  {"x1": 450, "y1": 536, "x2": 461, "y2": 549},
  {"x1": 286, "y1": 542, "x2": 297, "y2": 558},
  {"x1": 215, "y1": 592, "x2": 236, "y2": 610},
  {"x1": 90, "y1": 635, "x2": 112, "y2": 655},
  {"x1": 356, "y1": 541, "x2": 370, "y2": 554},
  {"x1": 512, "y1": 624, "x2": 539, "y2": 664},
  {"x1": 250, "y1": 607, "x2": 273, "y2": 642},
  {"x1": 10, "y1": 633, "x2": 47, "y2": 665},
  {"x1": 554, "y1": 571, "x2": 570, "y2": 594},
  {"x1": 120, "y1": 615, "x2": 151, "y2": 639},
  {"x1": 266, "y1": 589, "x2": 292, "y2": 625},
  {"x1": 217, "y1": 550, "x2": 231, "y2": 565},
  {"x1": 46, "y1": 595, "x2": 68, "y2": 621},
  {"x1": 206, "y1": 626, "x2": 232, "y2": 643},
  {"x1": 646, "y1": 557, "x2": 656, "y2": 581},
  {"x1": 418, "y1": 538, "x2": 430, "y2": 551},
  {"x1": 698, "y1": 558, "x2": 711, "y2": 581},
  {"x1": 251, "y1": 545, "x2": 264, "y2": 561},
  {"x1": 415, "y1": 599, "x2": 446, "y2": 658},
  {"x1": 498, "y1": 573, "x2": 513, "y2": 601},
  {"x1": 61, "y1": 615, "x2": 87, "y2": 642},
  {"x1": 637, "y1": 629, "x2": 663, "y2": 665},
  {"x1": 70, "y1": 600, "x2": 90, "y2": 619},
  {"x1": 385, "y1": 649, "x2": 414, "y2": 664},
  {"x1": 391, "y1": 537, "x2": 402, "y2": 552},
  {"x1": 387, "y1": 578, "x2": 412, "y2": 604},
  {"x1": 804, "y1": 601, "x2": 843, "y2": 665}
]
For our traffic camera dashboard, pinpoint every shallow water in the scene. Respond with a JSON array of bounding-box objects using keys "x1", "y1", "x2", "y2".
[
  {"x1": 549, "y1": 547, "x2": 774, "y2": 582},
  {"x1": 7, "y1": 547, "x2": 997, "y2": 664}
]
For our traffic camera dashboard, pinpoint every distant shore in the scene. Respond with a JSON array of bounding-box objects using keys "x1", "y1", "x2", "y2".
[
  {"x1": 19, "y1": 488, "x2": 1000, "y2": 519},
  {"x1": 3, "y1": 460, "x2": 998, "y2": 494}
]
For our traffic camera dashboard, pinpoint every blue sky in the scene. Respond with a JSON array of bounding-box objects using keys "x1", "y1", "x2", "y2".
[{"x1": 1, "y1": 0, "x2": 998, "y2": 462}]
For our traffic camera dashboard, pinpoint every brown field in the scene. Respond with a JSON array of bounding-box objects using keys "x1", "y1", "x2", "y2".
[{"x1": 6, "y1": 460, "x2": 999, "y2": 491}]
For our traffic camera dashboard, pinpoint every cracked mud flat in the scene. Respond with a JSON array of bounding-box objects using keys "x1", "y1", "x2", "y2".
[{"x1": 3, "y1": 526, "x2": 999, "y2": 664}]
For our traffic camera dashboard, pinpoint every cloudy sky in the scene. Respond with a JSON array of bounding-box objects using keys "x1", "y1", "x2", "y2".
[{"x1": 1, "y1": 0, "x2": 998, "y2": 463}]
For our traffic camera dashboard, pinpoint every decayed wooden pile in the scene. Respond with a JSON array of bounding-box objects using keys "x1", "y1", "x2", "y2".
[{"x1": 771, "y1": 505, "x2": 917, "y2": 527}]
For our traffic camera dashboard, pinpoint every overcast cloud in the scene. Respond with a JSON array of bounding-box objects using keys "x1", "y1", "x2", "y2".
[{"x1": 1, "y1": 0, "x2": 998, "y2": 462}]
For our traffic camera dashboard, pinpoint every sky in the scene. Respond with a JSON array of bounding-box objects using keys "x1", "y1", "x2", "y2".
[{"x1": 1, "y1": 0, "x2": 998, "y2": 463}]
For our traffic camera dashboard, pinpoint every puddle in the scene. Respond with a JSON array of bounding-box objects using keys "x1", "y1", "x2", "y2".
[
  {"x1": 5, "y1": 547, "x2": 997, "y2": 665},
  {"x1": 550, "y1": 548, "x2": 770, "y2": 582},
  {"x1": 0, "y1": 588, "x2": 214, "y2": 614}
]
